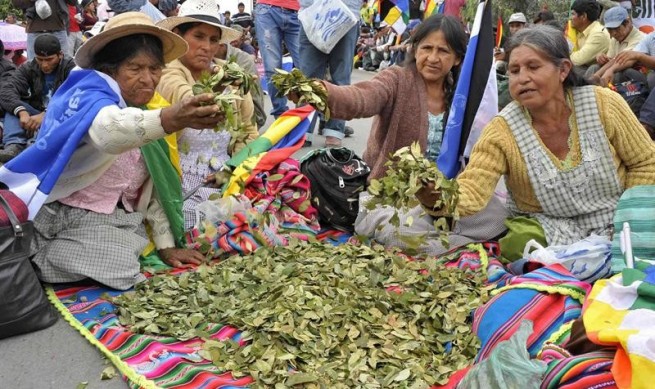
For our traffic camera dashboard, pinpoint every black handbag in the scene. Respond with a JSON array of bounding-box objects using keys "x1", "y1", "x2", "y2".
[
  {"x1": 300, "y1": 147, "x2": 370, "y2": 232},
  {"x1": 0, "y1": 193, "x2": 58, "y2": 339}
]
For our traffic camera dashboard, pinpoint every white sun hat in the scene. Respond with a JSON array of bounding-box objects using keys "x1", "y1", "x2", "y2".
[{"x1": 157, "y1": 0, "x2": 241, "y2": 43}]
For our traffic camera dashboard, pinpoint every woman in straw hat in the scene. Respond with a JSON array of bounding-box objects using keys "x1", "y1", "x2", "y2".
[
  {"x1": 7, "y1": 12, "x2": 226, "y2": 290},
  {"x1": 156, "y1": 0, "x2": 259, "y2": 230}
]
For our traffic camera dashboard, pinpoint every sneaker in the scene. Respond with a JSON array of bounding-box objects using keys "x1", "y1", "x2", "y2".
[
  {"x1": 324, "y1": 136, "x2": 342, "y2": 147},
  {"x1": 344, "y1": 126, "x2": 354, "y2": 137},
  {"x1": 0, "y1": 143, "x2": 25, "y2": 162}
]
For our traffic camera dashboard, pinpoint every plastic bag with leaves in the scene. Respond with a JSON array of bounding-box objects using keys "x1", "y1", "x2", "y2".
[{"x1": 457, "y1": 320, "x2": 547, "y2": 389}]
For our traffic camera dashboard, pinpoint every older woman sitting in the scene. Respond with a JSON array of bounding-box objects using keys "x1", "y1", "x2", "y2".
[
  {"x1": 418, "y1": 25, "x2": 655, "y2": 261},
  {"x1": 0, "y1": 12, "x2": 225, "y2": 289}
]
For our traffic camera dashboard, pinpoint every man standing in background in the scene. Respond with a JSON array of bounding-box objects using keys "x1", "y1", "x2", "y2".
[
  {"x1": 298, "y1": 0, "x2": 359, "y2": 147},
  {"x1": 254, "y1": 0, "x2": 301, "y2": 118},
  {"x1": 12, "y1": 0, "x2": 73, "y2": 59}
]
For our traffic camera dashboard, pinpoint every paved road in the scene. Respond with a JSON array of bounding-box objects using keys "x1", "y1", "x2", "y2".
[{"x1": 0, "y1": 69, "x2": 377, "y2": 389}]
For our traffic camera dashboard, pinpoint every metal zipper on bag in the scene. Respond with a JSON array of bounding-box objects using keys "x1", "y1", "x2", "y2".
[{"x1": 338, "y1": 176, "x2": 345, "y2": 188}]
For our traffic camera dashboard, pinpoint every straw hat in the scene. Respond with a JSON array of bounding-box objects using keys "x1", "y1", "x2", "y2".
[
  {"x1": 75, "y1": 12, "x2": 189, "y2": 68},
  {"x1": 157, "y1": 0, "x2": 241, "y2": 44}
]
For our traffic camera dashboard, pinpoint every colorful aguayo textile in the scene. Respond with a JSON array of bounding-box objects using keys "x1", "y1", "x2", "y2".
[
  {"x1": 47, "y1": 243, "x2": 499, "y2": 388},
  {"x1": 583, "y1": 263, "x2": 655, "y2": 389},
  {"x1": 185, "y1": 159, "x2": 320, "y2": 257},
  {"x1": 472, "y1": 264, "x2": 591, "y2": 362},
  {"x1": 47, "y1": 281, "x2": 252, "y2": 388}
]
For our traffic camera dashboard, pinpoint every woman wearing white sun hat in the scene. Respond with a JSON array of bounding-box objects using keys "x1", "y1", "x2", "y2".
[{"x1": 156, "y1": 0, "x2": 259, "y2": 230}]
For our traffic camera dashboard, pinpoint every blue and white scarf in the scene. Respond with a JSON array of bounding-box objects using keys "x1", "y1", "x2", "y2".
[{"x1": 0, "y1": 68, "x2": 125, "y2": 219}]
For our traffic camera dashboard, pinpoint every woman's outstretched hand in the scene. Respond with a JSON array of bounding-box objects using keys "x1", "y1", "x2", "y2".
[{"x1": 161, "y1": 93, "x2": 225, "y2": 133}]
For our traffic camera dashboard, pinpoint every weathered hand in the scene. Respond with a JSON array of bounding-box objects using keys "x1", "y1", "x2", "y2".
[
  {"x1": 158, "y1": 247, "x2": 204, "y2": 268},
  {"x1": 416, "y1": 181, "x2": 442, "y2": 210},
  {"x1": 161, "y1": 93, "x2": 224, "y2": 133}
]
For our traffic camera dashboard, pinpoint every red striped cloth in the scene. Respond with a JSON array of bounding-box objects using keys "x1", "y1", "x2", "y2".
[{"x1": 0, "y1": 189, "x2": 28, "y2": 226}]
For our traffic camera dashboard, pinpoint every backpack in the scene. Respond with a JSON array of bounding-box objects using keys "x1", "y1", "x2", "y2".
[{"x1": 300, "y1": 148, "x2": 370, "y2": 232}]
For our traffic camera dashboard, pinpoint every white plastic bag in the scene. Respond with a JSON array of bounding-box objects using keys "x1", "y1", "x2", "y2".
[
  {"x1": 298, "y1": 0, "x2": 358, "y2": 54},
  {"x1": 35, "y1": 0, "x2": 52, "y2": 19},
  {"x1": 194, "y1": 195, "x2": 252, "y2": 228},
  {"x1": 523, "y1": 234, "x2": 612, "y2": 282}
]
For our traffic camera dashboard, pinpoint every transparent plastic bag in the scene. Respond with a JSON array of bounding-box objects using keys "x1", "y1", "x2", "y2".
[
  {"x1": 523, "y1": 234, "x2": 612, "y2": 282},
  {"x1": 35, "y1": 0, "x2": 52, "y2": 19},
  {"x1": 457, "y1": 321, "x2": 547, "y2": 389},
  {"x1": 194, "y1": 195, "x2": 252, "y2": 228},
  {"x1": 298, "y1": 0, "x2": 358, "y2": 54}
]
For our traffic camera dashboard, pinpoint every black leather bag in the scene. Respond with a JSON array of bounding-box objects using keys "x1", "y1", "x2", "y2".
[
  {"x1": 300, "y1": 147, "x2": 370, "y2": 232},
  {"x1": 0, "y1": 194, "x2": 58, "y2": 339}
]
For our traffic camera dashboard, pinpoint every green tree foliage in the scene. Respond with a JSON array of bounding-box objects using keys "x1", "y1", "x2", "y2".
[{"x1": 0, "y1": 0, "x2": 23, "y2": 21}]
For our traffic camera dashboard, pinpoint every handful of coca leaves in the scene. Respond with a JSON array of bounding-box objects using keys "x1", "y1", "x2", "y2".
[
  {"x1": 193, "y1": 57, "x2": 258, "y2": 96},
  {"x1": 366, "y1": 142, "x2": 459, "y2": 247},
  {"x1": 270, "y1": 68, "x2": 330, "y2": 120},
  {"x1": 110, "y1": 240, "x2": 489, "y2": 387}
]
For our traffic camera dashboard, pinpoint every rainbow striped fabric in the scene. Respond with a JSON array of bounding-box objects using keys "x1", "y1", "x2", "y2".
[
  {"x1": 539, "y1": 347, "x2": 617, "y2": 389},
  {"x1": 48, "y1": 282, "x2": 253, "y2": 389},
  {"x1": 583, "y1": 263, "x2": 655, "y2": 389},
  {"x1": 473, "y1": 264, "x2": 591, "y2": 362},
  {"x1": 222, "y1": 106, "x2": 314, "y2": 197}
]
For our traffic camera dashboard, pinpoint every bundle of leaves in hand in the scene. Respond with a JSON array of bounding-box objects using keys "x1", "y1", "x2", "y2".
[
  {"x1": 109, "y1": 240, "x2": 490, "y2": 387},
  {"x1": 270, "y1": 68, "x2": 330, "y2": 120},
  {"x1": 366, "y1": 142, "x2": 459, "y2": 246},
  {"x1": 222, "y1": 57, "x2": 261, "y2": 96},
  {"x1": 192, "y1": 70, "x2": 250, "y2": 150}
]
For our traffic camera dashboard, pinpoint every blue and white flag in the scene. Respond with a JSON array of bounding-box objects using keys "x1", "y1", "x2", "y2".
[
  {"x1": 0, "y1": 69, "x2": 124, "y2": 218},
  {"x1": 438, "y1": 0, "x2": 498, "y2": 179}
]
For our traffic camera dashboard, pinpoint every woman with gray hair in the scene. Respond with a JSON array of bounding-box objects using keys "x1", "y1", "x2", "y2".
[
  {"x1": 418, "y1": 25, "x2": 655, "y2": 261},
  {"x1": 0, "y1": 12, "x2": 225, "y2": 289}
]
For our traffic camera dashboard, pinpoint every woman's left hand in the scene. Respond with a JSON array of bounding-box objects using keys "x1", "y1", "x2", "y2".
[{"x1": 158, "y1": 247, "x2": 205, "y2": 268}]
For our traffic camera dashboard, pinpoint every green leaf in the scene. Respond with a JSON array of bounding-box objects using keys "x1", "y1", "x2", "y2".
[
  {"x1": 285, "y1": 373, "x2": 318, "y2": 385},
  {"x1": 100, "y1": 366, "x2": 118, "y2": 380},
  {"x1": 394, "y1": 368, "x2": 411, "y2": 381}
]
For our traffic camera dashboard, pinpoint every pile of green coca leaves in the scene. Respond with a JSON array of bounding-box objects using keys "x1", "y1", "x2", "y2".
[
  {"x1": 110, "y1": 240, "x2": 489, "y2": 387},
  {"x1": 366, "y1": 142, "x2": 460, "y2": 247},
  {"x1": 270, "y1": 68, "x2": 330, "y2": 120}
]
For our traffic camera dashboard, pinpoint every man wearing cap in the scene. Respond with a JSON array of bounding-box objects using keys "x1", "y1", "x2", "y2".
[
  {"x1": 508, "y1": 12, "x2": 527, "y2": 35},
  {"x1": 0, "y1": 34, "x2": 74, "y2": 162},
  {"x1": 588, "y1": 6, "x2": 644, "y2": 81},
  {"x1": 494, "y1": 12, "x2": 527, "y2": 73},
  {"x1": 298, "y1": 0, "x2": 361, "y2": 147}
]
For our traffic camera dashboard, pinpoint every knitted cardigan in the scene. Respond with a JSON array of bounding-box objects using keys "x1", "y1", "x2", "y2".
[
  {"x1": 457, "y1": 86, "x2": 655, "y2": 217},
  {"x1": 325, "y1": 65, "x2": 429, "y2": 180}
]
